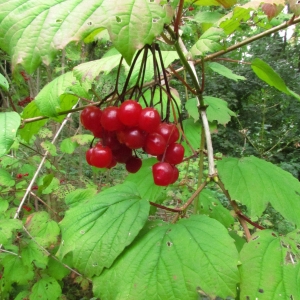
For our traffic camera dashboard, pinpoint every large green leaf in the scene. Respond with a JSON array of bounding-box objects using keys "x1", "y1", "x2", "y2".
[
  {"x1": 0, "y1": 112, "x2": 21, "y2": 157},
  {"x1": 198, "y1": 188, "x2": 235, "y2": 229},
  {"x1": 217, "y1": 156, "x2": 300, "y2": 226},
  {"x1": 0, "y1": 219, "x2": 22, "y2": 245},
  {"x1": 0, "y1": 0, "x2": 174, "y2": 72},
  {"x1": 57, "y1": 182, "x2": 150, "y2": 277},
  {"x1": 94, "y1": 215, "x2": 239, "y2": 299},
  {"x1": 190, "y1": 27, "x2": 226, "y2": 57},
  {"x1": 25, "y1": 211, "x2": 60, "y2": 247},
  {"x1": 240, "y1": 230, "x2": 300, "y2": 299},
  {"x1": 35, "y1": 72, "x2": 89, "y2": 117},
  {"x1": 208, "y1": 62, "x2": 246, "y2": 81}
]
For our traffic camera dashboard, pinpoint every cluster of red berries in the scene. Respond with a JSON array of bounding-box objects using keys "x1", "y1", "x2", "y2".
[
  {"x1": 80, "y1": 100, "x2": 185, "y2": 186},
  {"x1": 18, "y1": 96, "x2": 33, "y2": 107},
  {"x1": 16, "y1": 173, "x2": 29, "y2": 179}
]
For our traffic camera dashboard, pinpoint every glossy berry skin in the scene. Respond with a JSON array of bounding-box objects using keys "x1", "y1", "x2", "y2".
[
  {"x1": 144, "y1": 133, "x2": 167, "y2": 156},
  {"x1": 164, "y1": 143, "x2": 185, "y2": 165},
  {"x1": 86, "y1": 148, "x2": 94, "y2": 166},
  {"x1": 155, "y1": 123, "x2": 179, "y2": 145},
  {"x1": 170, "y1": 166, "x2": 179, "y2": 184},
  {"x1": 90, "y1": 145, "x2": 112, "y2": 168},
  {"x1": 80, "y1": 106, "x2": 102, "y2": 133},
  {"x1": 152, "y1": 162, "x2": 174, "y2": 186},
  {"x1": 102, "y1": 132, "x2": 121, "y2": 151},
  {"x1": 126, "y1": 157, "x2": 142, "y2": 173},
  {"x1": 122, "y1": 127, "x2": 146, "y2": 149},
  {"x1": 138, "y1": 107, "x2": 161, "y2": 133},
  {"x1": 119, "y1": 100, "x2": 142, "y2": 127},
  {"x1": 101, "y1": 106, "x2": 124, "y2": 131}
]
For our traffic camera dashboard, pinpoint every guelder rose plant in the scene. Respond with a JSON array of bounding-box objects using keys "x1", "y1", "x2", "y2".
[{"x1": 0, "y1": 0, "x2": 300, "y2": 299}]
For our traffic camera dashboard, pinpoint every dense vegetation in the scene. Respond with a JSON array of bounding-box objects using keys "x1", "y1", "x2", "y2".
[{"x1": 0, "y1": 0, "x2": 300, "y2": 299}]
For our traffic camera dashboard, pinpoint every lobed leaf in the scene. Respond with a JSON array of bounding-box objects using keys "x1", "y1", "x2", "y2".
[
  {"x1": 30, "y1": 276, "x2": 62, "y2": 300},
  {"x1": 240, "y1": 230, "x2": 300, "y2": 299},
  {"x1": 0, "y1": 112, "x2": 21, "y2": 157},
  {"x1": 94, "y1": 215, "x2": 239, "y2": 299},
  {"x1": 0, "y1": 219, "x2": 22, "y2": 245},
  {"x1": 0, "y1": 168, "x2": 15, "y2": 187},
  {"x1": 217, "y1": 156, "x2": 300, "y2": 226},
  {"x1": 57, "y1": 182, "x2": 150, "y2": 277}
]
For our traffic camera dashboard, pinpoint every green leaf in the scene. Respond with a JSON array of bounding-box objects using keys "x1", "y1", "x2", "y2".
[
  {"x1": 185, "y1": 98, "x2": 200, "y2": 121},
  {"x1": 251, "y1": 58, "x2": 290, "y2": 94},
  {"x1": 0, "y1": 199, "x2": 9, "y2": 213},
  {"x1": 15, "y1": 291, "x2": 31, "y2": 300},
  {"x1": 0, "y1": 169, "x2": 15, "y2": 187},
  {"x1": 204, "y1": 96, "x2": 236, "y2": 125},
  {"x1": 240, "y1": 230, "x2": 300, "y2": 299},
  {"x1": 194, "y1": 11, "x2": 223, "y2": 24},
  {"x1": 0, "y1": 73, "x2": 9, "y2": 92},
  {"x1": 57, "y1": 182, "x2": 150, "y2": 277},
  {"x1": 94, "y1": 215, "x2": 239, "y2": 299},
  {"x1": 25, "y1": 211, "x2": 60, "y2": 247},
  {"x1": 41, "y1": 141, "x2": 57, "y2": 156},
  {"x1": 0, "y1": 1, "x2": 174, "y2": 72},
  {"x1": 126, "y1": 158, "x2": 164, "y2": 202},
  {"x1": 198, "y1": 189, "x2": 235, "y2": 229},
  {"x1": 0, "y1": 219, "x2": 22, "y2": 245},
  {"x1": 2, "y1": 255, "x2": 34, "y2": 285},
  {"x1": 46, "y1": 256, "x2": 71, "y2": 280},
  {"x1": 22, "y1": 240, "x2": 49, "y2": 269},
  {"x1": 30, "y1": 276, "x2": 62, "y2": 300},
  {"x1": 181, "y1": 117, "x2": 202, "y2": 156},
  {"x1": 19, "y1": 102, "x2": 48, "y2": 143},
  {"x1": 208, "y1": 62, "x2": 246, "y2": 81},
  {"x1": 0, "y1": 112, "x2": 21, "y2": 157},
  {"x1": 60, "y1": 134, "x2": 94, "y2": 154},
  {"x1": 64, "y1": 188, "x2": 97, "y2": 208},
  {"x1": 217, "y1": 156, "x2": 300, "y2": 226},
  {"x1": 35, "y1": 72, "x2": 87, "y2": 118},
  {"x1": 190, "y1": 27, "x2": 225, "y2": 57}
]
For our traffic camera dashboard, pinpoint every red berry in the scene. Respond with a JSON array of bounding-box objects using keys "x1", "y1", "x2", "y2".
[
  {"x1": 23, "y1": 173, "x2": 29, "y2": 177},
  {"x1": 90, "y1": 145, "x2": 113, "y2": 168},
  {"x1": 107, "y1": 156, "x2": 117, "y2": 169},
  {"x1": 152, "y1": 162, "x2": 174, "y2": 186},
  {"x1": 188, "y1": 6, "x2": 194, "y2": 11},
  {"x1": 164, "y1": 143, "x2": 185, "y2": 165},
  {"x1": 126, "y1": 157, "x2": 142, "y2": 173},
  {"x1": 103, "y1": 132, "x2": 122, "y2": 151},
  {"x1": 144, "y1": 133, "x2": 167, "y2": 156},
  {"x1": 32, "y1": 185, "x2": 38, "y2": 190},
  {"x1": 113, "y1": 144, "x2": 132, "y2": 163},
  {"x1": 101, "y1": 106, "x2": 124, "y2": 131},
  {"x1": 16, "y1": 174, "x2": 23, "y2": 179},
  {"x1": 80, "y1": 106, "x2": 102, "y2": 133},
  {"x1": 23, "y1": 205, "x2": 32, "y2": 212},
  {"x1": 122, "y1": 127, "x2": 146, "y2": 149},
  {"x1": 155, "y1": 123, "x2": 179, "y2": 145},
  {"x1": 138, "y1": 107, "x2": 161, "y2": 133},
  {"x1": 118, "y1": 100, "x2": 142, "y2": 127}
]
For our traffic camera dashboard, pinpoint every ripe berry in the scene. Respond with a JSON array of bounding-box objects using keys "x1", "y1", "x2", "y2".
[
  {"x1": 164, "y1": 143, "x2": 185, "y2": 165},
  {"x1": 119, "y1": 100, "x2": 142, "y2": 127},
  {"x1": 86, "y1": 148, "x2": 94, "y2": 166},
  {"x1": 122, "y1": 127, "x2": 146, "y2": 149},
  {"x1": 80, "y1": 106, "x2": 102, "y2": 133},
  {"x1": 16, "y1": 174, "x2": 23, "y2": 179},
  {"x1": 101, "y1": 106, "x2": 124, "y2": 131},
  {"x1": 90, "y1": 145, "x2": 112, "y2": 168},
  {"x1": 102, "y1": 132, "x2": 121, "y2": 151},
  {"x1": 170, "y1": 166, "x2": 179, "y2": 184},
  {"x1": 112, "y1": 144, "x2": 132, "y2": 163},
  {"x1": 126, "y1": 157, "x2": 142, "y2": 173},
  {"x1": 144, "y1": 133, "x2": 167, "y2": 156},
  {"x1": 138, "y1": 107, "x2": 161, "y2": 133},
  {"x1": 155, "y1": 122, "x2": 179, "y2": 145},
  {"x1": 152, "y1": 162, "x2": 174, "y2": 186}
]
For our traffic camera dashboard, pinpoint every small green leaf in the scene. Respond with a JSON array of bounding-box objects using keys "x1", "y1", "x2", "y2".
[
  {"x1": 191, "y1": 27, "x2": 225, "y2": 57},
  {"x1": 2, "y1": 256, "x2": 34, "y2": 285},
  {"x1": 60, "y1": 134, "x2": 94, "y2": 154},
  {"x1": 217, "y1": 156, "x2": 300, "y2": 226},
  {"x1": 0, "y1": 219, "x2": 22, "y2": 245},
  {"x1": 41, "y1": 141, "x2": 57, "y2": 156},
  {"x1": 194, "y1": 11, "x2": 223, "y2": 24},
  {"x1": 15, "y1": 291, "x2": 31, "y2": 300},
  {"x1": 0, "y1": 169, "x2": 15, "y2": 187},
  {"x1": 251, "y1": 58, "x2": 289, "y2": 94},
  {"x1": 94, "y1": 215, "x2": 239, "y2": 299},
  {"x1": 30, "y1": 276, "x2": 62, "y2": 300},
  {"x1": 126, "y1": 158, "x2": 164, "y2": 202},
  {"x1": 0, "y1": 73, "x2": 9, "y2": 92},
  {"x1": 58, "y1": 182, "x2": 150, "y2": 277},
  {"x1": 0, "y1": 112, "x2": 21, "y2": 157},
  {"x1": 22, "y1": 240, "x2": 49, "y2": 268},
  {"x1": 185, "y1": 98, "x2": 199, "y2": 121},
  {"x1": 204, "y1": 96, "x2": 236, "y2": 125},
  {"x1": 198, "y1": 188, "x2": 235, "y2": 228},
  {"x1": 240, "y1": 230, "x2": 300, "y2": 299},
  {"x1": 181, "y1": 118, "x2": 202, "y2": 156},
  {"x1": 25, "y1": 211, "x2": 60, "y2": 247},
  {"x1": 208, "y1": 62, "x2": 246, "y2": 81}
]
